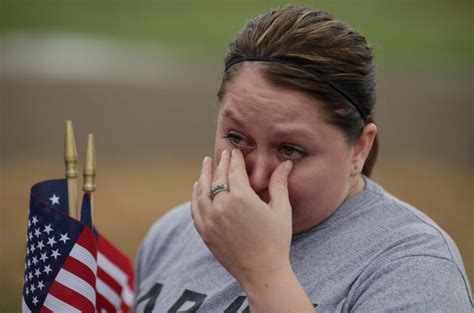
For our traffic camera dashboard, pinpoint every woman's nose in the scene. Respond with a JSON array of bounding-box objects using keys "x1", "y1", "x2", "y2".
[{"x1": 245, "y1": 150, "x2": 279, "y2": 194}]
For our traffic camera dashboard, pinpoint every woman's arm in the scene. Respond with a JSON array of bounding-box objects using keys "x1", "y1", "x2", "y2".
[{"x1": 191, "y1": 149, "x2": 315, "y2": 312}]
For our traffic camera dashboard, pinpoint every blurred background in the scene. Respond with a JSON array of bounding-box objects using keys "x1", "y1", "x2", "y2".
[{"x1": 1, "y1": 0, "x2": 472, "y2": 311}]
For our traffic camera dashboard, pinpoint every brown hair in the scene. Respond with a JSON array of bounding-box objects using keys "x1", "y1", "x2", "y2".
[{"x1": 217, "y1": 5, "x2": 378, "y2": 176}]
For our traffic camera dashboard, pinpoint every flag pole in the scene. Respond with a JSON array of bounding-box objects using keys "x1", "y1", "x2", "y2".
[
  {"x1": 83, "y1": 134, "x2": 96, "y2": 218},
  {"x1": 64, "y1": 120, "x2": 79, "y2": 219}
]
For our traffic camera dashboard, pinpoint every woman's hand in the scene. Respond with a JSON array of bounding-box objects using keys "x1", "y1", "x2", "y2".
[
  {"x1": 191, "y1": 148, "x2": 293, "y2": 284},
  {"x1": 191, "y1": 149, "x2": 316, "y2": 312}
]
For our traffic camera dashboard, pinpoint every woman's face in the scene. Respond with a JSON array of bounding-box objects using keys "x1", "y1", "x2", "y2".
[{"x1": 215, "y1": 65, "x2": 359, "y2": 234}]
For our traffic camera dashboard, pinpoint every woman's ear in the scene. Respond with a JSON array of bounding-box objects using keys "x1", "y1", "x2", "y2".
[{"x1": 351, "y1": 123, "x2": 377, "y2": 175}]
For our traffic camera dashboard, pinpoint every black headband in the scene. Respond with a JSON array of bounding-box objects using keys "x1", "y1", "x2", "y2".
[{"x1": 224, "y1": 56, "x2": 367, "y2": 121}]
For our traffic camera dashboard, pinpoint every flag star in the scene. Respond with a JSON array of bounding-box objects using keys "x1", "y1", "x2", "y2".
[
  {"x1": 47, "y1": 236, "x2": 57, "y2": 247},
  {"x1": 26, "y1": 246, "x2": 30, "y2": 255},
  {"x1": 28, "y1": 272, "x2": 33, "y2": 280},
  {"x1": 44, "y1": 224, "x2": 53, "y2": 235},
  {"x1": 34, "y1": 228, "x2": 41, "y2": 238},
  {"x1": 24, "y1": 274, "x2": 28, "y2": 283},
  {"x1": 59, "y1": 233, "x2": 70, "y2": 244},
  {"x1": 30, "y1": 284, "x2": 36, "y2": 293},
  {"x1": 34, "y1": 268, "x2": 41, "y2": 278},
  {"x1": 51, "y1": 249, "x2": 61, "y2": 259},
  {"x1": 43, "y1": 264, "x2": 52, "y2": 275},
  {"x1": 49, "y1": 194, "x2": 60, "y2": 205},
  {"x1": 40, "y1": 252, "x2": 48, "y2": 262},
  {"x1": 32, "y1": 296, "x2": 38, "y2": 305},
  {"x1": 30, "y1": 243, "x2": 36, "y2": 253},
  {"x1": 27, "y1": 259, "x2": 31, "y2": 267},
  {"x1": 36, "y1": 240, "x2": 45, "y2": 250},
  {"x1": 37, "y1": 281, "x2": 45, "y2": 291},
  {"x1": 25, "y1": 286, "x2": 30, "y2": 295},
  {"x1": 28, "y1": 232, "x2": 33, "y2": 240},
  {"x1": 32, "y1": 215, "x2": 38, "y2": 225},
  {"x1": 28, "y1": 219, "x2": 31, "y2": 228},
  {"x1": 32, "y1": 256, "x2": 38, "y2": 266}
]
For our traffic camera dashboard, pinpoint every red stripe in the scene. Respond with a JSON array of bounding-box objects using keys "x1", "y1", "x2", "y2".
[
  {"x1": 77, "y1": 228, "x2": 97, "y2": 258},
  {"x1": 97, "y1": 267, "x2": 121, "y2": 294},
  {"x1": 48, "y1": 280, "x2": 95, "y2": 313},
  {"x1": 63, "y1": 255, "x2": 96, "y2": 287},
  {"x1": 97, "y1": 293, "x2": 116, "y2": 313},
  {"x1": 97, "y1": 233, "x2": 134, "y2": 287},
  {"x1": 40, "y1": 306, "x2": 53, "y2": 313},
  {"x1": 121, "y1": 301, "x2": 132, "y2": 313},
  {"x1": 98, "y1": 234, "x2": 129, "y2": 267}
]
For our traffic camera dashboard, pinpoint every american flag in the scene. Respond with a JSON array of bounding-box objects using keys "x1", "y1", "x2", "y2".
[
  {"x1": 80, "y1": 193, "x2": 135, "y2": 312},
  {"x1": 22, "y1": 180, "x2": 134, "y2": 312},
  {"x1": 23, "y1": 179, "x2": 97, "y2": 312}
]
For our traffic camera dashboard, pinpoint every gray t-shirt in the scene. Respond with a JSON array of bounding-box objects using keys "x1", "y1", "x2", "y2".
[{"x1": 135, "y1": 178, "x2": 473, "y2": 312}]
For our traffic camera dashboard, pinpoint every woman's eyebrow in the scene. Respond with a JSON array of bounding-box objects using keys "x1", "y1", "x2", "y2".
[
  {"x1": 222, "y1": 110, "x2": 245, "y2": 127},
  {"x1": 223, "y1": 109, "x2": 316, "y2": 142}
]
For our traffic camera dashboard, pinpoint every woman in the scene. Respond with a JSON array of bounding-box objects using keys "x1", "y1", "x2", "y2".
[{"x1": 135, "y1": 5, "x2": 472, "y2": 312}]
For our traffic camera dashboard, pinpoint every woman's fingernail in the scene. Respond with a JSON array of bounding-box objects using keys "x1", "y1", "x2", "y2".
[
  {"x1": 221, "y1": 149, "x2": 227, "y2": 157},
  {"x1": 193, "y1": 181, "x2": 198, "y2": 190},
  {"x1": 284, "y1": 160, "x2": 293, "y2": 172},
  {"x1": 202, "y1": 156, "x2": 209, "y2": 166}
]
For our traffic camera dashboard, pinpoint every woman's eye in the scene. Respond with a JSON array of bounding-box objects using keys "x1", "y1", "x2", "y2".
[
  {"x1": 224, "y1": 133, "x2": 247, "y2": 146},
  {"x1": 280, "y1": 145, "x2": 306, "y2": 159}
]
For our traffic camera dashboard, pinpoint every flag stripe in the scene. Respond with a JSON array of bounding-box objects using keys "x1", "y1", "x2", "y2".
[
  {"x1": 98, "y1": 252, "x2": 128, "y2": 285},
  {"x1": 98, "y1": 267, "x2": 122, "y2": 294},
  {"x1": 97, "y1": 277, "x2": 122, "y2": 308},
  {"x1": 97, "y1": 293, "x2": 117, "y2": 313},
  {"x1": 40, "y1": 307, "x2": 53, "y2": 313},
  {"x1": 63, "y1": 254, "x2": 96, "y2": 287},
  {"x1": 55, "y1": 268, "x2": 96, "y2": 305},
  {"x1": 76, "y1": 228, "x2": 97, "y2": 258},
  {"x1": 70, "y1": 243, "x2": 97, "y2": 275},
  {"x1": 48, "y1": 280, "x2": 95, "y2": 313},
  {"x1": 122, "y1": 283, "x2": 135, "y2": 306},
  {"x1": 42, "y1": 293, "x2": 82, "y2": 313}
]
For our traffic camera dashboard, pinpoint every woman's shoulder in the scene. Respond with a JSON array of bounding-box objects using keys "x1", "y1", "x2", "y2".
[
  {"x1": 135, "y1": 202, "x2": 193, "y2": 277},
  {"x1": 329, "y1": 177, "x2": 466, "y2": 266},
  {"x1": 145, "y1": 202, "x2": 193, "y2": 240},
  {"x1": 361, "y1": 179, "x2": 470, "y2": 286}
]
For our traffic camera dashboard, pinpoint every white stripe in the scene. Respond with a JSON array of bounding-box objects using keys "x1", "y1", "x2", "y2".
[
  {"x1": 43, "y1": 293, "x2": 81, "y2": 313},
  {"x1": 122, "y1": 284, "x2": 134, "y2": 306},
  {"x1": 70, "y1": 244, "x2": 97, "y2": 275},
  {"x1": 97, "y1": 278, "x2": 121, "y2": 308},
  {"x1": 56, "y1": 268, "x2": 96, "y2": 305},
  {"x1": 22, "y1": 296, "x2": 32, "y2": 313},
  {"x1": 98, "y1": 252, "x2": 127, "y2": 285}
]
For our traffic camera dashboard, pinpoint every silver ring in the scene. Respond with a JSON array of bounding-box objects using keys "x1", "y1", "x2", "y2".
[{"x1": 208, "y1": 183, "x2": 230, "y2": 200}]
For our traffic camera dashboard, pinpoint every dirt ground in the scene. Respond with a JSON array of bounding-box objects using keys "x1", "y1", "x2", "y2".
[{"x1": 1, "y1": 67, "x2": 473, "y2": 310}]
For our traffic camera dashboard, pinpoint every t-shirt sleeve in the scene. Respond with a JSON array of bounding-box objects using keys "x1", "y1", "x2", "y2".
[{"x1": 349, "y1": 255, "x2": 473, "y2": 312}]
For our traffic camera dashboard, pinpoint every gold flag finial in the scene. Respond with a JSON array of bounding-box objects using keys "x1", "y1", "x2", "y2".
[
  {"x1": 64, "y1": 120, "x2": 78, "y2": 178},
  {"x1": 65, "y1": 120, "x2": 79, "y2": 219},
  {"x1": 83, "y1": 134, "x2": 96, "y2": 192}
]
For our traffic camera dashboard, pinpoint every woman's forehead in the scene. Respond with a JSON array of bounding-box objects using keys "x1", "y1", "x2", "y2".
[{"x1": 221, "y1": 66, "x2": 323, "y2": 122}]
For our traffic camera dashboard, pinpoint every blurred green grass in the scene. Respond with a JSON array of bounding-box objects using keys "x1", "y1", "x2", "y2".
[{"x1": 1, "y1": 0, "x2": 472, "y2": 67}]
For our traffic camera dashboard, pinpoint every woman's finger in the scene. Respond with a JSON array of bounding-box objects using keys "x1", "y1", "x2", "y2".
[
  {"x1": 228, "y1": 149, "x2": 251, "y2": 190},
  {"x1": 191, "y1": 181, "x2": 205, "y2": 233},
  {"x1": 210, "y1": 149, "x2": 231, "y2": 200},
  {"x1": 268, "y1": 160, "x2": 293, "y2": 210},
  {"x1": 197, "y1": 156, "x2": 213, "y2": 203}
]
